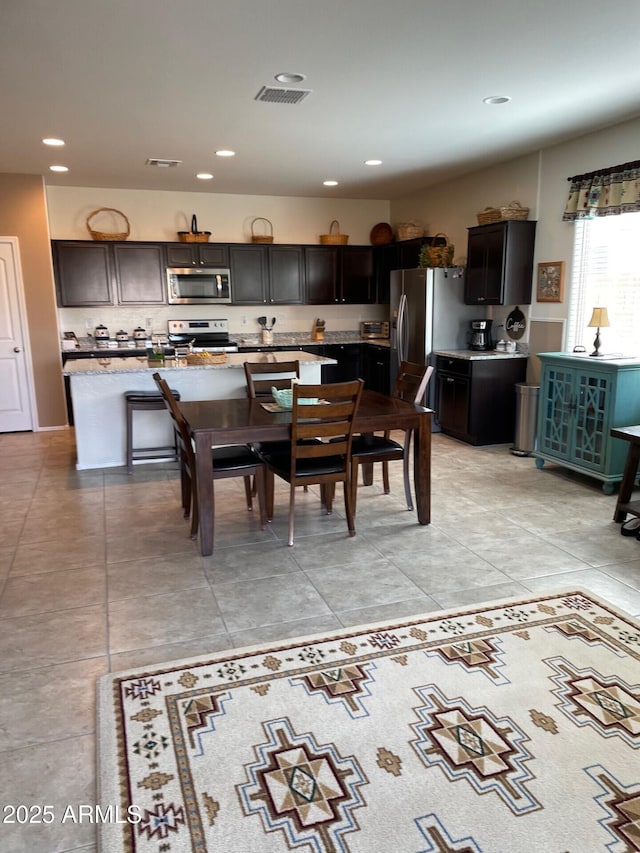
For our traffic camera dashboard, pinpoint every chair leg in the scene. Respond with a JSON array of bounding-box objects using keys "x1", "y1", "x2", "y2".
[
  {"x1": 189, "y1": 480, "x2": 199, "y2": 539},
  {"x1": 325, "y1": 483, "x2": 334, "y2": 514},
  {"x1": 382, "y1": 461, "x2": 390, "y2": 494},
  {"x1": 343, "y1": 479, "x2": 356, "y2": 538},
  {"x1": 126, "y1": 403, "x2": 133, "y2": 474},
  {"x1": 251, "y1": 474, "x2": 258, "y2": 498},
  {"x1": 351, "y1": 458, "x2": 359, "y2": 516},
  {"x1": 287, "y1": 483, "x2": 296, "y2": 546},
  {"x1": 403, "y1": 431, "x2": 414, "y2": 510},
  {"x1": 180, "y1": 452, "x2": 191, "y2": 518},
  {"x1": 254, "y1": 468, "x2": 268, "y2": 529},
  {"x1": 244, "y1": 476, "x2": 253, "y2": 510},
  {"x1": 266, "y1": 469, "x2": 275, "y2": 521}
]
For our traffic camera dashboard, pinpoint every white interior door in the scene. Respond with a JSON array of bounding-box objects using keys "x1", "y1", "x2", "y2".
[{"x1": 0, "y1": 238, "x2": 35, "y2": 431}]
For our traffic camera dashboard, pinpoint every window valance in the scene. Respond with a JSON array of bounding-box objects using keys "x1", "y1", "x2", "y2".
[{"x1": 562, "y1": 159, "x2": 640, "y2": 220}]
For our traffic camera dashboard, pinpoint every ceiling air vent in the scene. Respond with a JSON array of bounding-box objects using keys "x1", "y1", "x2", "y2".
[
  {"x1": 146, "y1": 158, "x2": 182, "y2": 168},
  {"x1": 254, "y1": 86, "x2": 311, "y2": 105}
]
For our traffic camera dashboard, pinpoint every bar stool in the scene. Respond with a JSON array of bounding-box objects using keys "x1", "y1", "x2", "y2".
[{"x1": 125, "y1": 389, "x2": 181, "y2": 474}]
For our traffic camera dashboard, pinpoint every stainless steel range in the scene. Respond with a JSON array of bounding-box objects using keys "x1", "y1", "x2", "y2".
[{"x1": 167, "y1": 319, "x2": 238, "y2": 354}]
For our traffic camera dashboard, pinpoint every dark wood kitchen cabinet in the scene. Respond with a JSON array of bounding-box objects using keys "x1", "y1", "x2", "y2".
[
  {"x1": 165, "y1": 242, "x2": 228, "y2": 267},
  {"x1": 323, "y1": 343, "x2": 363, "y2": 383},
  {"x1": 112, "y1": 243, "x2": 166, "y2": 304},
  {"x1": 363, "y1": 344, "x2": 391, "y2": 394},
  {"x1": 374, "y1": 237, "x2": 425, "y2": 303},
  {"x1": 267, "y1": 245, "x2": 304, "y2": 304},
  {"x1": 436, "y1": 354, "x2": 527, "y2": 445},
  {"x1": 464, "y1": 220, "x2": 536, "y2": 306},
  {"x1": 305, "y1": 246, "x2": 373, "y2": 304},
  {"x1": 53, "y1": 241, "x2": 113, "y2": 306},
  {"x1": 53, "y1": 240, "x2": 167, "y2": 306},
  {"x1": 229, "y1": 244, "x2": 303, "y2": 304}
]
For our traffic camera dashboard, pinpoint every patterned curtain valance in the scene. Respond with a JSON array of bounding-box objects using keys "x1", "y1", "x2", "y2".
[{"x1": 562, "y1": 159, "x2": 640, "y2": 221}]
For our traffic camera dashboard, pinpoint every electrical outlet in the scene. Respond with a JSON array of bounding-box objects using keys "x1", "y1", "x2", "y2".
[{"x1": 241, "y1": 315, "x2": 247, "y2": 326}]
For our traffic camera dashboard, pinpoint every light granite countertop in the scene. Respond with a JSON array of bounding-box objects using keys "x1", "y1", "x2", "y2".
[{"x1": 434, "y1": 349, "x2": 528, "y2": 361}]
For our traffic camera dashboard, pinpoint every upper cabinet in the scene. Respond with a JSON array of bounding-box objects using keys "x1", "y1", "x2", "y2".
[
  {"x1": 53, "y1": 240, "x2": 167, "y2": 307},
  {"x1": 229, "y1": 244, "x2": 303, "y2": 305},
  {"x1": 305, "y1": 246, "x2": 374, "y2": 304},
  {"x1": 464, "y1": 220, "x2": 536, "y2": 305},
  {"x1": 374, "y1": 237, "x2": 428, "y2": 303},
  {"x1": 112, "y1": 243, "x2": 166, "y2": 304},
  {"x1": 165, "y1": 242, "x2": 229, "y2": 267},
  {"x1": 53, "y1": 241, "x2": 113, "y2": 306}
]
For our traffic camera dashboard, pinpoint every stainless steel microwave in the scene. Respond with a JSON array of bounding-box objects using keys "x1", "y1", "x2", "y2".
[{"x1": 166, "y1": 268, "x2": 232, "y2": 304}]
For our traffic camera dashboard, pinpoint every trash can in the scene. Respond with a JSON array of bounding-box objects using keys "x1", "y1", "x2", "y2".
[{"x1": 511, "y1": 383, "x2": 540, "y2": 457}]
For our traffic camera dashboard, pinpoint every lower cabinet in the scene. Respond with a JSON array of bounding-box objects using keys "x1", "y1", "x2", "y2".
[
  {"x1": 436, "y1": 355, "x2": 527, "y2": 445},
  {"x1": 322, "y1": 344, "x2": 363, "y2": 383},
  {"x1": 363, "y1": 344, "x2": 391, "y2": 393},
  {"x1": 535, "y1": 353, "x2": 640, "y2": 493}
]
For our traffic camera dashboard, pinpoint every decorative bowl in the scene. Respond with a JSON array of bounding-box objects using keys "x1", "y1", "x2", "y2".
[{"x1": 271, "y1": 387, "x2": 318, "y2": 409}]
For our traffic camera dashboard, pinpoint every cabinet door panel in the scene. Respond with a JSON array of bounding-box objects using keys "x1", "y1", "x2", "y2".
[
  {"x1": 323, "y1": 344, "x2": 362, "y2": 382},
  {"x1": 229, "y1": 245, "x2": 268, "y2": 304},
  {"x1": 573, "y1": 370, "x2": 610, "y2": 470},
  {"x1": 165, "y1": 243, "x2": 228, "y2": 267},
  {"x1": 538, "y1": 366, "x2": 573, "y2": 459},
  {"x1": 305, "y1": 247, "x2": 337, "y2": 304},
  {"x1": 113, "y1": 243, "x2": 165, "y2": 304},
  {"x1": 268, "y1": 246, "x2": 303, "y2": 304},
  {"x1": 340, "y1": 247, "x2": 374, "y2": 304},
  {"x1": 53, "y1": 242, "x2": 113, "y2": 306}
]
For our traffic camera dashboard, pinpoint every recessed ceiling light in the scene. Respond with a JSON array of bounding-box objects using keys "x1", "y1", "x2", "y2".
[
  {"x1": 323, "y1": 180, "x2": 338, "y2": 187},
  {"x1": 49, "y1": 165, "x2": 69, "y2": 172},
  {"x1": 364, "y1": 159, "x2": 382, "y2": 166},
  {"x1": 483, "y1": 95, "x2": 511, "y2": 105},
  {"x1": 196, "y1": 173, "x2": 214, "y2": 180},
  {"x1": 42, "y1": 137, "x2": 65, "y2": 146},
  {"x1": 275, "y1": 72, "x2": 306, "y2": 84},
  {"x1": 215, "y1": 149, "x2": 235, "y2": 157}
]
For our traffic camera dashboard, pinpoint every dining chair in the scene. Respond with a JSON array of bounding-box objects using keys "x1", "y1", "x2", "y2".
[
  {"x1": 350, "y1": 361, "x2": 434, "y2": 513},
  {"x1": 152, "y1": 373, "x2": 267, "y2": 538},
  {"x1": 244, "y1": 359, "x2": 301, "y2": 400},
  {"x1": 244, "y1": 359, "x2": 303, "y2": 496},
  {"x1": 259, "y1": 379, "x2": 364, "y2": 546}
]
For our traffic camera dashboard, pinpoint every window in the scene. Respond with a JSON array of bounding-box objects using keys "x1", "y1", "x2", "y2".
[{"x1": 567, "y1": 211, "x2": 640, "y2": 356}]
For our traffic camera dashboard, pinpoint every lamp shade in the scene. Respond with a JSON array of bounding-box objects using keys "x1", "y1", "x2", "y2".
[{"x1": 588, "y1": 307, "x2": 610, "y2": 328}]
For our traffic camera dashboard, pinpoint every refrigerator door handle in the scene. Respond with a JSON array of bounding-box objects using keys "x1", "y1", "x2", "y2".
[{"x1": 397, "y1": 293, "x2": 407, "y2": 367}]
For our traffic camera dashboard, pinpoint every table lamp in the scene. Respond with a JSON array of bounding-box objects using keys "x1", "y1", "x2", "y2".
[{"x1": 588, "y1": 307, "x2": 610, "y2": 357}]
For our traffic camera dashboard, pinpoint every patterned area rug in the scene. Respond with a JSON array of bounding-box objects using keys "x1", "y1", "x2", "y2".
[{"x1": 97, "y1": 590, "x2": 640, "y2": 852}]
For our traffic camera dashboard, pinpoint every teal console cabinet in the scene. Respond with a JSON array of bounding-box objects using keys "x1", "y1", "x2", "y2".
[{"x1": 535, "y1": 353, "x2": 640, "y2": 494}]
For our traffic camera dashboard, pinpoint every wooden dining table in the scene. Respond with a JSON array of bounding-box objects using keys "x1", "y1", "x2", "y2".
[{"x1": 179, "y1": 390, "x2": 433, "y2": 556}]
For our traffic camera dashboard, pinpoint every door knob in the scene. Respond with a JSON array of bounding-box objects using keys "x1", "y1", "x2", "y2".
[{"x1": 14, "y1": 346, "x2": 21, "y2": 353}]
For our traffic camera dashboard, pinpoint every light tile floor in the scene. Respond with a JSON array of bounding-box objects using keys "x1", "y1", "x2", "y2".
[{"x1": 1, "y1": 428, "x2": 639, "y2": 852}]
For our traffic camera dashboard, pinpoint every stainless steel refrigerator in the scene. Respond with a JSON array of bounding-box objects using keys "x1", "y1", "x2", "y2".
[{"x1": 389, "y1": 267, "x2": 478, "y2": 423}]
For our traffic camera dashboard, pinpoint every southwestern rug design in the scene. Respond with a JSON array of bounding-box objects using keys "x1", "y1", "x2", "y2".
[{"x1": 97, "y1": 590, "x2": 640, "y2": 852}]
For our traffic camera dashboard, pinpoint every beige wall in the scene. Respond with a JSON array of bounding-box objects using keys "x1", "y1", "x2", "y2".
[{"x1": 0, "y1": 174, "x2": 66, "y2": 428}]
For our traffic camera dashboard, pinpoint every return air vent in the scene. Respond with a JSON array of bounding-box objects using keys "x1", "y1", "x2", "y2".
[
  {"x1": 254, "y1": 86, "x2": 312, "y2": 105},
  {"x1": 146, "y1": 158, "x2": 182, "y2": 168}
]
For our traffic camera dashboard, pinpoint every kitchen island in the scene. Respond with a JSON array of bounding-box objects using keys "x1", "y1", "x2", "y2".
[{"x1": 63, "y1": 351, "x2": 336, "y2": 470}]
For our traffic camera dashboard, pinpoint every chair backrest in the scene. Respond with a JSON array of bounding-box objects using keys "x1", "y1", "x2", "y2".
[
  {"x1": 392, "y1": 361, "x2": 434, "y2": 405},
  {"x1": 244, "y1": 359, "x2": 300, "y2": 400},
  {"x1": 290, "y1": 379, "x2": 364, "y2": 476},
  {"x1": 152, "y1": 372, "x2": 194, "y2": 467}
]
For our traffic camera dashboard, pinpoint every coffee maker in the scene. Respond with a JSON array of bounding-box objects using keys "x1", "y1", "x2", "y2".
[{"x1": 469, "y1": 319, "x2": 493, "y2": 351}]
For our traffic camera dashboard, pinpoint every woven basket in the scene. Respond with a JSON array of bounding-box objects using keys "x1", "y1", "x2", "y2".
[
  {"x1": 177, "y1": 214, "x2": 211, "y2": 243},
  {"x1": 319, "y1": 220, "x2": 348, "y2": 245},
  {"x1": 419, "y1": 233, "x2": 454, "y2": 268},
  {"x1": 369, "y1": 222, "x2": 393, "y2": 246},
  {"x1": 396, "y1": 222, "x2": 424, "y2": 241},
  {"x1": 185, "y1": 352, "x2": 227, "y2": 365},
  {"x1": 86, "y1": 208, "x2": 130, "y2": 241},
  {"x1": 477, "y1": 201, "x2": 529, "y2": 225},
  {"x1": 251, "y1": 217, "x2": 274, "y2": 244}
]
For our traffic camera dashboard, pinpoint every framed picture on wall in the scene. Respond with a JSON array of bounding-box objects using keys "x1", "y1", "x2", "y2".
[{"x1": 537, "y1": 261, "x2": 565, "y2": 303}]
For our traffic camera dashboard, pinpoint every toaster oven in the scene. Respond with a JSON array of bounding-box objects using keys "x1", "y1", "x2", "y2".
[{"x1": 360, "y1": 321, "x2": 389, "y2": 339}]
